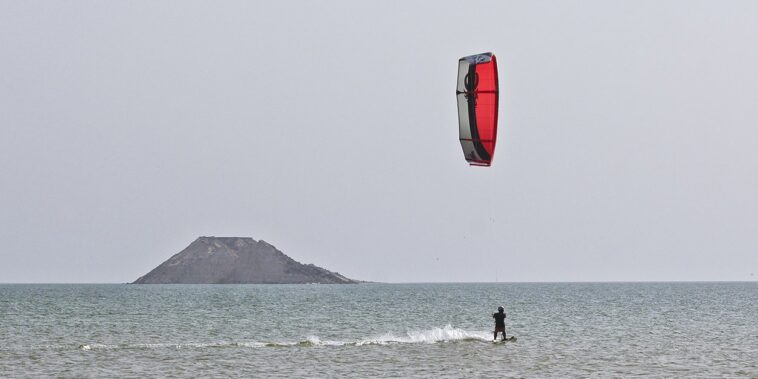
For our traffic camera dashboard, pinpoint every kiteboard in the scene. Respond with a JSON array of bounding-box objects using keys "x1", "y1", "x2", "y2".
[{"x1": 493, "y1": 336, "x2": 516, "y2": 343}]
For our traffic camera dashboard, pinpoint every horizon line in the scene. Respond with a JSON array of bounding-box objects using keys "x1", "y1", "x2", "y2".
[{"x1": 0, "y1": 280, "x2": 756, "y2": 285}]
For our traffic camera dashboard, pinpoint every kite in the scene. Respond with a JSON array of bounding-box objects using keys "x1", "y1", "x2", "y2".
[{"x1": 456, "y1": 52, "x2": 499, "y2": 166}]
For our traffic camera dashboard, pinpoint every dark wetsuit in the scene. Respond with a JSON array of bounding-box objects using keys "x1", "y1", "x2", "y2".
[{"x1": 493, "y1": 311, "x2": 506, "y2": 339}]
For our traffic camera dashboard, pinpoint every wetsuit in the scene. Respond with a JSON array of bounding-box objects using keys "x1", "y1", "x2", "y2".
[{"x1": 493, "y1": 311, "x2": 506, "y2": 340}]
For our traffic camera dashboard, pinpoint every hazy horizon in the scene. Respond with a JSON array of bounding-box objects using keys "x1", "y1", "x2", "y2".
[{"x1": 2, "y1": 1, "x2": 757, "y2": 283}]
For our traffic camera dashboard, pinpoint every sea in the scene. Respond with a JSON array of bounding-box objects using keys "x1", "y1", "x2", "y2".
[{"x1": 1, "y1": 282, "x2": 756, "y2": 378}]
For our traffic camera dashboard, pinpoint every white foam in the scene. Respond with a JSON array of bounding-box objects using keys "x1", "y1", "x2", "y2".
[
  {"x1": 305, "y1": 336, "x2": 345, "y2": 346},
  {"x1": 78, "y1": 343, "x2": 111, "y2": 350},
  {"x1": 355, "y1": 325, "x2": 490, "y2": 346},
  {"x1": 75, "y1": 325, "x2": 490, "y2": 351},
  {"x1": 232, "y1": 342, "x2": 267, "y2": 348}
]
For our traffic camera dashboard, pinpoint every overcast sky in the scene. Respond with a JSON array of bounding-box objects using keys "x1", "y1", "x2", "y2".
[{"x1": 1, "y1": 1, "x2": 757, "y2": 283}]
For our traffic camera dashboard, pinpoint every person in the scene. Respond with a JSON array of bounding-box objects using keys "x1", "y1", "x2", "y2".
[{"x1": 493, "y1": 306, "x2": 506, "y2": 341}]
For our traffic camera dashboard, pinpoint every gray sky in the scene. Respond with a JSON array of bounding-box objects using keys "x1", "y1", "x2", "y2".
[{"x1": 1, "y1": 1, "x2": 757, "y2": 283}]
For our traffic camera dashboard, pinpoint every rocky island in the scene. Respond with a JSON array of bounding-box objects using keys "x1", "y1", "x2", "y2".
[{"x1": 133, "y1": 236, "x2": 359, "y2": 284}]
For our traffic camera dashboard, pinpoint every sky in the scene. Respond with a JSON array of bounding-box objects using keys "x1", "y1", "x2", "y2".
[{"x1": 1, "y1": 1, "x2": 757, "y2": 283}]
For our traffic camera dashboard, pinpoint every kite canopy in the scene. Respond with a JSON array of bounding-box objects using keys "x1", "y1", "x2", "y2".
[{"x1": 456, "y1": 52, "x2": 499, "y2": 166}]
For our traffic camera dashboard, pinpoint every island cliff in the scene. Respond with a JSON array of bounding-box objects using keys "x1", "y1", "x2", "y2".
[{"x1": 133, "y1": 237, "x2": 359, "y2": 284}]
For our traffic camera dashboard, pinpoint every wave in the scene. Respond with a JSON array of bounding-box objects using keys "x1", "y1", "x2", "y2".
[
  {"x1": 76, "y1": 325, "x2": 492, "y2": 351},
  {"x1": 353, "y1": 325, "x2": 491, "y2": 346}
]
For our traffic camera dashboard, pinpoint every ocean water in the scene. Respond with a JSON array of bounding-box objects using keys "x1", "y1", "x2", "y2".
[{"x1": 1, "y1": 282, "x2": 756, "y2": 378}]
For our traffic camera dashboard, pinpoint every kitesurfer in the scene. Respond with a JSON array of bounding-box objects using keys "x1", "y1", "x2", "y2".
[{"x1": 493, "y1": 306, "x2": 506, "y2": 341}]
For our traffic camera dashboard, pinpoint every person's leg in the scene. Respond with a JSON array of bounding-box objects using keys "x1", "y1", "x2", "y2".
[{"x1": 493, "y1": 331, "x2": 497, "y2": 340}]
